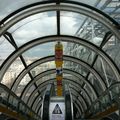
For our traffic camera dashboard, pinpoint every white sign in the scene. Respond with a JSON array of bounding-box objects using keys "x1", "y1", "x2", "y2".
[{"x1": 49, "y1": 102, "x2": 65, "y2": 120}]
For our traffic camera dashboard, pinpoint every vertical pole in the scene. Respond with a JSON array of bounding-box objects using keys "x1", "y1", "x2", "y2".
[{"x1": 55, "y1": 42, "x2": 63, "y2": 96}]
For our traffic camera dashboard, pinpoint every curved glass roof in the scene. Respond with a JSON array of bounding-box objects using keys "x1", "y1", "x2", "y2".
[{"x1": 0, "y1": 0, "x2": 120, "y2": 119}]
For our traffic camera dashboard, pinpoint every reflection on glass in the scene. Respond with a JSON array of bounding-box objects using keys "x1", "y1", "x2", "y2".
[
  {"x1": 0, "y1": 36, "x2": 15, "y2": 66},
  {"x1": 15, "y1": 74, "x2": 31, "y2": 97},
  {"x1": 0, "y1": 0, "x2": 48, "y2": 20},
  {"x1": 78, "y1": 96, "x2": 87, "y2": 111},
  {"x1": 61, "y1": 11, "x2": 86, "y2": 36},
  {"x1": 22, "y1": 85, "x2": 35, "y2": 103},
  {"x1": 64, "y1": 61, "x2": 89, "y2": 77},
  {"x1": 81, "y1": 91, "x2": 90, "y2": 106},
  {"x1": 0, "y1": 87, "x2": 8, "y2": 101},
  {"x1": 110, "y1": 84, "x2": 120, "y2": 99},
  {"x1": 9, "y1": 12, "x2": 57, "y2": 46},
  {"x1": 23, "y1": 42, "x2": 55, "y2": 65},
  {"x1": 84, "y1": 85, "x2": 96, "y2": 102},
  {"x1": 103, "y1": 36, "x2": 120, "y2": 71},
  {"x1": 31, "y1": 61, "x2": 55, "y2": 76},
  {"x1": 33, "y1": 95, "x2": 42, "y2": 111},
  {"x1": 61, "y1": 11, "x2": 108, "y2": 46},
  {"x1": 94, "y1": 56, "x2": 117, "y2": 87},
  {"x1": 36, "y1": 74, "x2": 56, "y2": 86},
  {"x1": 88, "y1": 73, "x2": 104, "y2": 96},
  {"x1": 28, "y1": 92, "x2": 39, "y2": 107},
  {"x1": 69, "y1": 0, "x2": 98, "y2": 6},
  {"x1": 1, "y1": 58, "x2": 25, "y2": 88},
  {"x1": 65, "y1": 43, "x2": 96, "y2": 65}
]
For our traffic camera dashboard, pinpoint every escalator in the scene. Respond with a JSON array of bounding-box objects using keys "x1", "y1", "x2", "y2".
[{"x1": 42, "y1": 84, "x2": 73, "y2": 120}]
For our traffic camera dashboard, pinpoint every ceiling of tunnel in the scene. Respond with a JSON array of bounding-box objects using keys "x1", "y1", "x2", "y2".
[{"x1": 0, "y1": 0, "x2": 120, "y2": 117}]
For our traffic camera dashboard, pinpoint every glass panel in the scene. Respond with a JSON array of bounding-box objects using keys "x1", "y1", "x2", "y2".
[
  {"x1": 36, "y1": 74, "x2": 56, "y2": 85},
  {"x1": 69, "y1": 84, "x2": 80, "y2": 92},
  {"x1": 69, "y1": 0, "x2": 98, "y2": 6},
  {"x1": 0, "y1": 0, "x2": 55, "y2": 20},
  {"x1": 31, "y1": 61, "x2": 55, "y2": 76},
  {"x1": 99, "y1": 94, "x2": 110, "y2": 111},
  {"x1": 9, "y1": 95, "x2": 14, "y2": 106},
  {"x1": 81, "y1": 91, "x2": 90, "y2": 106},
  {"x1": 1, "y1": 58, "x2": 25, "y2": 88},
  {"x1": 0, "y1": 87, "x2": 8, "y2": 101},
  {"x1": 64, "y1": 73, "x2": 83, "y2": 85},
  {"x1": 64, "y1": 61, "x2": 89, "y2": 77},
  {"x1": 1, "y1": 0, "x2": 114, "y2": 21},
  {"x1": 110, "y1": 84, "x2": 120, "y2": 100},
  {"x1": 23, "y1": 42, "x2": 55, "y2": 65},
  {"x1": 63, "y1": 73, "x2": 78, "y2": 80},
  {"x1": 65, "y1": 43, "x2": 96, "y2": 65},
  {"x1": 22, "y1": 41, "x2": 96, "y2": 67},
  {"x1": 103, "y1": 36, "x2": 120, "y2": 71},
  {"x1": 9, "y1": 12, "x2": 57, "y2": 46},
  {"x1": 78, "y1": 96, "x2": 87, "y2": 110},
  {"x1": 61, "y1": 12, "x2": 108, "y2": 46},
  {"x1": 28, "y1": 92, "x2": 39, "y2": 107},
  {"x1": 22, "y1": 85, "x2": 35, "y2": 103},
  {"x1": 94, "y1": 56, "x2": 117, "y2": 87},
  {"x1": 84, "y1": 85, "x2": 96, "y2": 102},
  {"x1": 33, "y1": 96, "x2": 42, "y2": 111},
  {"x1": 61, "y1": 12, "x2": 86, "y2": 36},
  {"x1": 0, "y1": 36, "x2": 15, "y2": 66},
  {"x1": 70, "y1": 0, "x2": 120, "y2": 23},
  {"x1": 31, "y1": 61, "x2": 88, "y2": 78},
  {"x1": 15, "y1": 74, "x2": 31, "y2": 96},
  {"x1": 88, "y1": 73, "x2": 104, "y2": 96}
]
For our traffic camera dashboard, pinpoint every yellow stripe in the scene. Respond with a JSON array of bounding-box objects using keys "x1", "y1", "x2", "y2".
[{"x1": 0, "y1": 105, "x2": 26, "y2": 120}]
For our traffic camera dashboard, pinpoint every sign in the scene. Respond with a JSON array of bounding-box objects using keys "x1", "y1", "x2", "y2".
[
  {"x1": 52, "y1": 104, "x2": 62, "y2": 114},
  {"x1": 49, "y1": 102, "x2": 65, "y2": 120}
]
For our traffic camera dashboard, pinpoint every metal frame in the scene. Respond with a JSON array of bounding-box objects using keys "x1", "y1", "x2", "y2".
[
  {"x1": 69, "y1": 84, "x2": 90, "y2": 106},
  {"x1": 27, "y1": 82, "x2": 53, "y2": 107},
  {"x1": 71, "y1": 31, "x2": 113, "y2": 103},
  {"x1": 20, "y1": 70, "x2": 96, "y2": 112},
  {"x1": 89, "y1": 82, "x2": 120, "y2": 108},
  {"x1": 0, "y1": 0, "x2": 119, "y2": 119},
  {"x1": 4, "y1": 32, "x2": 42, "y2": 102},
  {"x1": 1, "y1": 35, "x2": 119, "y2": 89},
  {"x1": 31, "y1": 78, "x2": 91, "y2": 113},
  {"x1": 36, "y1": 82, "x2": 84, "y2": 115},
  {"x1": 11, "y1": 55, "x2": 105, "y2": 98},
  {"x1": 28, "y1": 86, "x2": 46, "y2": 108},
  {"x1": 0, "y1": 0, "x2": 118, "y2": 25},
  {"x1": 0, "y1": 35, "x2": 119, "y2": 116},
  {"x1": 70, "y1": 86, "x2": 88, "y2": 109},
  {"x1": 11, "y1": 55, "x2": 106, "y2": 93},
  {"x1": 21, "y1": 68, "x2": 97, "y2": 101},
  {"x1": 0, "y1": 83, "x2": 39, "y2": 118},
  {"x1": 74, "y1": 102, "x2": 82, "y2": 118},
  {"x1": 28, "y1": 78, "x2": 91, "y2": 111},
  {"x1": 72, "y1": 94, "x2": 84, "y2": 113},
  {"x1": 0, "y1": 1, "x2": 119, "y2": 38},
  {"x1": 36, "y1": 104, "x2": 42, "y2": 115},
  {"x1": 72, "y1": 97, "x2": 83, "y2": 116},
  {"x1": 22, "y1": 68, "x2": 96, "y2": 110},
  {"x1": 31, "y1": 94, "x2": 43, "y2": 111}
]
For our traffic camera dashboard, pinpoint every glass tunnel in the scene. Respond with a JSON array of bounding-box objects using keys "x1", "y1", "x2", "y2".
[{"x1": 0, "y1": 0, "x2": 120, "y2": 120}]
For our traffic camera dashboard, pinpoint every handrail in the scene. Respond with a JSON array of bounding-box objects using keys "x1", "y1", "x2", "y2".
[{"x1": 0, "y1": 83, "x2": 40, "y2": 120}]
